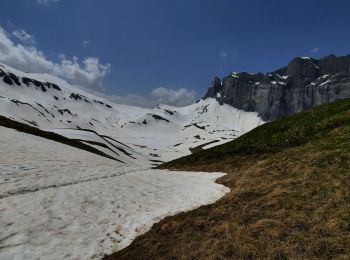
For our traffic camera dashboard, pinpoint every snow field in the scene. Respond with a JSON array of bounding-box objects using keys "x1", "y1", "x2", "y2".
[{"x1": 0, "y1": 127, "x2": 229, "y2": 259}]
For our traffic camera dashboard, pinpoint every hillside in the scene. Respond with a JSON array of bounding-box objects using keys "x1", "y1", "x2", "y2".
[
  {"x1": 108, "y1": 97, "x2": 350, "y2": 259},
  {"x1": 0, "y1": 126, "x2": 229, "y2": 259},
  {"x1": 0, "y1": 62, "x2": 263, "y2": 166}
]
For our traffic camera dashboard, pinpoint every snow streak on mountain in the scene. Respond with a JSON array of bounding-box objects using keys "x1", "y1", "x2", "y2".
[{"x1": 0, "y1": 63, "x2": 264, "y2": 165}]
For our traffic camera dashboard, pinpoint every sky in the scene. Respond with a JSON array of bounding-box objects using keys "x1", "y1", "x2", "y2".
[{"x1": 0, "y1": 0, "x2": 350, "y2": 107}]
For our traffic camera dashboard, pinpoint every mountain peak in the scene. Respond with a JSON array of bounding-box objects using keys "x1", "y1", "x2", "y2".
[{"x1": 203, "y1": 54, "x2": 350, "y2": 121}]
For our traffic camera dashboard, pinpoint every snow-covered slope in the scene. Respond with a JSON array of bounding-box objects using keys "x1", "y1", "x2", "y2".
[
  {"x1": 0, "y1": 63, "x2": 264, "y2": 165},
  {"x1": 0, "y1": 126, "x2": 229, "y2": 259}
]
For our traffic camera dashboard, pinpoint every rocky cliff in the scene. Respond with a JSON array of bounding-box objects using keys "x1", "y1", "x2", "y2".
[{"x1": 203, "y1": 54, "x2": 350, "y2": 121}]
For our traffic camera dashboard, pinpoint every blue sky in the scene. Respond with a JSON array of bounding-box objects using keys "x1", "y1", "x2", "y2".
[{"x1": 0, "y1": 0, "x2": 350, "y2": 106}]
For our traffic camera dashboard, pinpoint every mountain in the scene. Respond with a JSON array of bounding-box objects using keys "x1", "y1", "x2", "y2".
[
  {"x1": 0, "y1": 63, "x2": 263, "y2": 166},
  {"x1": 3, "y1": 56, "x2": 350, "y2": 259},
  {"x1": 204, "y1": 54, "x2": 350, "y2": 121},
  {"x1": 109, "y1": 97, "x2": 350, "y2": 259}
]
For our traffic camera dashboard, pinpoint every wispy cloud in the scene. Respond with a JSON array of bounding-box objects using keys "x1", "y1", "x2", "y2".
[
  {"x1": 12, "y1": 29, "x2": 36, "y2": 45},
  {"x1": 36, "y1": 0, "x2": 60, "y2": 4},
  {"x1": 109, "y1": 87, "x2": 197, "y2": 108},
  {"x1": 0, "y1": 25, "x2": 110, "y2": 91},
  {"x1": 220, "y1": 50, "x2": 238, "y2": 59},
  {"x1": 220, "y1": 50, "x2": 227, "y2": 58},
  {"x1": 310, "y1": 47, "x2": 320, "y2": 53}
]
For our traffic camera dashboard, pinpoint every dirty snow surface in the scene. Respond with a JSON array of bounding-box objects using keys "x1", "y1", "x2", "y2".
[{"x1": 0, "y1": 127, "x2": 229, "y2": 260}]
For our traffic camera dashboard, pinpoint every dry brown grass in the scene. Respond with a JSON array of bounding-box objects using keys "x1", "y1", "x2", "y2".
[
  {"x1": 107, "y1": 147, "x2": 350, "y2": 259},
  {"x1": 105, "y1": 99, "x2": 350, "y2": 259}
]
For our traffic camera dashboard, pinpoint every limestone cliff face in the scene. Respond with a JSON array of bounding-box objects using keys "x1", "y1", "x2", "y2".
[{"x1": 203, "y1": 55, "x2": 350, "y2": 121}]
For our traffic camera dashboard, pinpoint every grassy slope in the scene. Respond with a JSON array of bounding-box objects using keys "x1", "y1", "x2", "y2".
[{"x1": 107, "y1": 98, "x2": 350, "y2": 259}]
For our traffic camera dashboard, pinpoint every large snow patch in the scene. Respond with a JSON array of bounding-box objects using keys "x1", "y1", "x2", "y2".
[{"x1": 0, "y1": 127, "x2": 229, "y2": 259}]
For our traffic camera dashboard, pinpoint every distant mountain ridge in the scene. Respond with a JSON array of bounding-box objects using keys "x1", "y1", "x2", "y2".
[
  {"x1": 0, "y1": 62, "x2": 263, "y2": 166},
  {"x1": 204, "y1": 54, "x2": 350, "y2": 121}
]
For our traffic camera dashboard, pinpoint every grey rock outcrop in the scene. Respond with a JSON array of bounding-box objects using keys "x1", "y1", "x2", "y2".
[{"x1": 203, "y1": 54, "x2": 350, "y2": 121}]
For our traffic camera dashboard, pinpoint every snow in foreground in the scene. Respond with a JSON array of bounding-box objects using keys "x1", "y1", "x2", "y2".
[{"x1": 0, "y1": 127, "x2": 229, "y2": 260}]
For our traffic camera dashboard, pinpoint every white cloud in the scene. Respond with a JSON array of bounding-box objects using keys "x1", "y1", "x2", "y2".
[
  {"x1": 0, "y1": 25, "x2": 110, "y2": 91},
  {"x1": 37, "y1": 0, "x2": 60, "y2": 4},
  {"x1": 150, "y1": 87, "x2": 197, "y2": 107},
  {"x1": 109, "y1": 87, "x2": 197, "y2": 108},
  {"x1": 12, "y1": 29, "x2": 36, "y2": 45},
  {"x1": 220, "y1": 50, "x2": 227, "y2": 58},
  {"x1": 310, "y1": 47, "x2": 320, "y2": 53}
]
